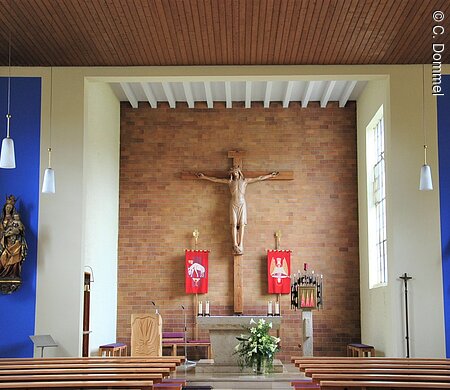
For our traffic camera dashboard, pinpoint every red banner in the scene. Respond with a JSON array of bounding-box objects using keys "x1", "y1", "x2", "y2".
[
  {"x1": 185, "y1": 250, "x2": 209, "y2": 294},
  {"x1": 267, "y1": 250, "x2": 291, "y2": 294}
]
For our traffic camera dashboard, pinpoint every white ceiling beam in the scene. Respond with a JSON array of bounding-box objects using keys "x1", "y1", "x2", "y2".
[
  {"x1": 283, "y1": 81, "x2": 294, "y2": 108},
  {"x1": 245, "y1": 81, "x2": 252, "y2": 108},
  {"x1": 320, "y1": 80, "x2": 336, "y2": 108},
  {"x1": 182, "y1": 82, "x2": 195, "y2": 108},
  {"x1": 141, "y1": 82, "x2": 157, "y2": 108},
  {"x1": 225, "y1": 81, "x2": 232, "y2": 108},
  {"x1": 120, "y1": 82, "x2": 138, "y2": 109},
  {"x1": 204, "y1": 81, "x2": 213, "y2": 109},
  {"x1": 264, "y1": 81, "x2": 272, "y2": 108},
  {"x1": 339, "y1": 80, "x2": 358, "y2": 107},
  {"x1": 301, "y1": 81, "x2": 314, "y2": 108},
  {"x1": 161, "y1": 82, "x2": 176, "y2": 108}
]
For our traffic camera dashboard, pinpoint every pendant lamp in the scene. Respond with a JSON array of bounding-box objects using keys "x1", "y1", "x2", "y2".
[
  {"x1": 42, "y1": 68, "x2": 55, "y2": 193},
  {"x1": 419, "y1": 65, "x2": 433, "y2": 191},
  {"x1": 0, "y1": 33, "x2": 15, "y2": 169}
]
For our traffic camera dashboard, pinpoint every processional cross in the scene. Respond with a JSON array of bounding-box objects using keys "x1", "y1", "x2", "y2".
[{"x1": 182, "y1": 151, "x2": 293, "y2": 314}]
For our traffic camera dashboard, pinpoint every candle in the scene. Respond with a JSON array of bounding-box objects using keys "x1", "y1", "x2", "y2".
[
  {"x1": 267, "y1": 301, "x2": 273, "y2": 316},
  {"x1": 198, "y1": 301, "x2": 203, "y2": 316},
  {"x1": 205, "y1": 301, "x2": 210, "y2": 316},
  {"x1": 275, "y1": 301, "x2": 280, "y2": 316}
]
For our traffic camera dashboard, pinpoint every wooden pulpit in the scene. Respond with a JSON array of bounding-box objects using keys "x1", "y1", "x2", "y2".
[{"x1": 131, "y1": 313, "x2": 162, "y2": 356}]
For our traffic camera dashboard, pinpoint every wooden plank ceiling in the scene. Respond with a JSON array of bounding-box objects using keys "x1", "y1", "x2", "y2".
[{"x1": 0, "y1": 0, "x2": 448, "y2": 66}]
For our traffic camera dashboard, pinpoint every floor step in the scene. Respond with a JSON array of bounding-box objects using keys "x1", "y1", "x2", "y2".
[{"x1": 183, "y1": 387, "x2": 214, "y2": 390}]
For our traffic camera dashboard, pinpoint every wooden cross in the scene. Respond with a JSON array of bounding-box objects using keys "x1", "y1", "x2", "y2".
[
  {"x1": 181, "y1": 150, "x2": 294, "y2": 180},
  {"x1": 182, "y1": 151, "x2": 293, "y2": 314}
]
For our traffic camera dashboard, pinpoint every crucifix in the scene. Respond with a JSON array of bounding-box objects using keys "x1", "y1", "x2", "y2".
[
  {"x1": 182, "y1": 151, "x2": 293, "y2": 314},
  {"x1": 399, "y1": 273, "x2": 413, "y2": 358}
]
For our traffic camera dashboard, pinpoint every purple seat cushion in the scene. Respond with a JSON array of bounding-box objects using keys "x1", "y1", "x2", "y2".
[
  {"x1": 162, "y1": 332, "x2": 184, "y2": 339},
  {"x1": 99, "y1": 342, "x2": 126, "y2": 348},
  {"x1": 187, "y1": 340, "x2": 209, "y2": 343},
  {"x1": 348, "y1": 343, "x2": 374, "y2": 348}
]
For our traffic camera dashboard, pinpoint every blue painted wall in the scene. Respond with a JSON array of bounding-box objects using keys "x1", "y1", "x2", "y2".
[
  {"x1": 438, "y1": 75, "x2": 450, "y2": 357},
  {"x1": 0, "y1": 77, "x2": 41, "y2": 357}
]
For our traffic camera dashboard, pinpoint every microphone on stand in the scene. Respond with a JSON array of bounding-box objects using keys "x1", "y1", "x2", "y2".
[
  {"x1": 180, "y1": 303, "x2": 194, "y2": 366},
  {"x1": 151, "y1": 301, "x2": 158, "y2": 314}
]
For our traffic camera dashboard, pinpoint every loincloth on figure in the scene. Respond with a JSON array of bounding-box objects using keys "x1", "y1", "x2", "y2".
[{"x1": 230, "y1": 202, "x2": 247, "y2": 226}]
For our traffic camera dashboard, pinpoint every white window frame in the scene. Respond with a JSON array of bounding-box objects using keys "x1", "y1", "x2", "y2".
[{"x1": 366, "y1": 106, "x2": 387, "y2": 289}]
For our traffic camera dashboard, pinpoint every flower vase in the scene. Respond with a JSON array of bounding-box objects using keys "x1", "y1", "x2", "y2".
[{"x1": 253, "y1": 356, "x2": 265, "y2": 375}]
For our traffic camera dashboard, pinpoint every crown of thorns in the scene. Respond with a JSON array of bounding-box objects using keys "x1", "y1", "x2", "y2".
[{"x1": 229, "y1": 165, "x2": 242, "y2": 172}]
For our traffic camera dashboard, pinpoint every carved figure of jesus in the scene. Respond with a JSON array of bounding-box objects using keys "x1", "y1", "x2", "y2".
[{"x1": 197, "y1": 166, "x2": 278, "y2": 255}]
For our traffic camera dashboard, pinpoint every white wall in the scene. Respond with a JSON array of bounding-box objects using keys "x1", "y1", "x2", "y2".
[
  {"x1": 35, "y1": 68, "x2": 86, "y2": 356},
  {"x1": 357, "y1": 66, "x2": 447, "y2": 357},
  {"x1": 83, "y1": 81, "x2": 120, "y2": 355},
  {"x1": 356, "y1": 78, "x2": 392, "y2": 356}
]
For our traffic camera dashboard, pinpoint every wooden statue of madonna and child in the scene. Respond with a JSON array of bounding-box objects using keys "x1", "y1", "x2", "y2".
[{"x1": 0, "y1": 195, "x2": 28, "y2": 294}]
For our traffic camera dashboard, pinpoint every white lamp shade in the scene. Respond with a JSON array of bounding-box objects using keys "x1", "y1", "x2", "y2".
[
  {"x1": 419, "y1": 164, "x2": 433, "y2": 191},
  {"x1": 0, "y1": 137, "x2": 16, "y2": 168},
  {"x1": 42, "y1": 167, "x2": 56, "y2": 193}
]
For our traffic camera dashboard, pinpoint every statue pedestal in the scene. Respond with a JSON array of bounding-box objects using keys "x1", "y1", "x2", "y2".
[
  {"x1": 196, "y1": 316, "x2": 283, "y2": 373},
  {"x1": 302, "y1": 310, "x2": 314, "y2": 356}
]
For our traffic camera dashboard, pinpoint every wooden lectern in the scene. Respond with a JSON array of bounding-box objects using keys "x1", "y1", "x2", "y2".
[{"x1": 131, "y1": 313, "x2": 162, "y2": 356}]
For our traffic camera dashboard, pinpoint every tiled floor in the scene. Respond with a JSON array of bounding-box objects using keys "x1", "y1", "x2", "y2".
[{"x1": 173, "y1": 363, "x2": 308, "y2": 389}]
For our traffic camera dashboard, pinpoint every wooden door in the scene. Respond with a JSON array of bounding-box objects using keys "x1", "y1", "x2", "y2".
[{"x1": 82, "y1": 272, "x2": 91, "y2": 357}]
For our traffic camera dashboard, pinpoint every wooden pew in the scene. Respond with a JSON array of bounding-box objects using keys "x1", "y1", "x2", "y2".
[
  {"x1": 294, "y1": 357, "x2": 450, "y2": 366},
  {"x1": 0, "y1": 357, "x2": 182, "y2": 390},
  {"x1": 319, "y1": 380, "x2": 450, "y2": 389},
  {"x1": 153, "y1": 378, "x2": 186, "y2": 390},
  {"x1": 0, "y1": 362, "x2": 179, "y2": 370},
  {"x1": 291, "y1": 356, "x2": 450, "y2": 390},
  {"x1": 0, "y1": 373, "x2": 164, "y2": 382},
  {"x1": 0, "y1": 367, "x2": 172, "y2": 376},
  {"x1": 292, "y1": 356, "x2": 450, "y2": 363},
  {"x1": 163, "y1": 342, "x2": 212, "y2": 359},
  {"x1": 290, "y1": 380, "x2": 320, "y2": 389},
  {"x1": 0, "y1": 357, "x2": 185, "y2": 364},
  {"x1": 311, "y1": 373, "x2": 450, "y2": 383},
  {"x1": 0, "y1": 380, "x2": 154, "y2": 389},
  {"x1": 298, "y1": 363, "x2": 450, "y2": 370},
  {"x1": 305, "y1": 367, "x2": 450, "y2": 376},
  {"x1": 153, "y1": 384, "x2": 183, "y2": 390}
]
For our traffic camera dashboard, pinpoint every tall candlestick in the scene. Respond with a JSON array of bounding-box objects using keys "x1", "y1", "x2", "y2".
[
  {"x1": 267, "y1": 301, "x2": 273, "y2": 316},
  {"x1": 198, "y1": 301, "x2": 203, "y2": 316},
  {"x1": 274, "y1": 301, "x2": 280, "y2": 316},
  {"x1": 205, "y1": 301, "x2": 210, "y2": 316},
  {"x1": 193, "y1": 229, "x2": 199, "y2": 249}
]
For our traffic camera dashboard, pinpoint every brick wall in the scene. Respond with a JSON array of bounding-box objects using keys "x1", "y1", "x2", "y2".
[{"x1": 117, "y1": 101, "x2": 360, "y2": 361}]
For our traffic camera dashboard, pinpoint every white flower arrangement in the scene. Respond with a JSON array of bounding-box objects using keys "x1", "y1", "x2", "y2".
[{"x1": 234, "y1": 318, "x2": 280, "y2": 373}]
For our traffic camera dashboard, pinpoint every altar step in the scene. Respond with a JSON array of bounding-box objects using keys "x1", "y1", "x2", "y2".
[
  {"x1": 175, "y1": 362, "x2": 306, "y2": 389},
  {"x1": 195, "y1": 359, "x2": 284, "y2": 374},
  {"x1": 186, "y1": 377, "x2": 299, "y2": 389}
]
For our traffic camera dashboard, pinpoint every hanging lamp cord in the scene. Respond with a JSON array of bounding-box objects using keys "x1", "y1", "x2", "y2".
[
  {"x1": 48, "y1": 67, "x2": 53, "y2": 168},
  {"x1": 422, "y1": 65, "x2": 427, "y2": 165},
  {"x1": 6, "y1": 31, "x2": 11, "y2": 138}
]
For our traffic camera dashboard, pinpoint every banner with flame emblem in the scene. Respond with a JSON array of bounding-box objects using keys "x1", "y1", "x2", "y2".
[
  {"x1": 267, "y1": 249, "x2": 291, "y2": 294},
  {"x1": 185, "y1": 250, "x2": 209, "y2": 294}
]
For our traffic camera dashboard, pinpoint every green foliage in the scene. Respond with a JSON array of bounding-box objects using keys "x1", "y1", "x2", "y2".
[{"x1": 234, "y1": 318, "x2": 280, "y2": 373}]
